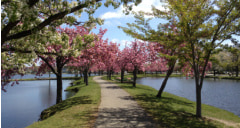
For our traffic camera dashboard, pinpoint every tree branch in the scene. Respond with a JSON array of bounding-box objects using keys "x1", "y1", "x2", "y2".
[
  {"x1": 3, "y1": 0, "x2": 102, "y2": 43},
  {"x1": 1, "y1": 47, "x2": 59, "y2": 56},
  {"x1": 38, "y1": 55, "x2": 58, "y2": 75},
  {"x1": 1, "y1": 20, "x2": 21, "y2": 45}
]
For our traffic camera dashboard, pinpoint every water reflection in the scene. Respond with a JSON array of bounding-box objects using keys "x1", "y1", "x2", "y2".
[
  {"x1": 1, "y1": 80, "x2": 75, "y2": 128},
  {"x1": 136, "y1": 77, "x2": 240, "y2": 117},
  {"x1": 38, "y1": 80, "x2": 56, "y2": 108}
]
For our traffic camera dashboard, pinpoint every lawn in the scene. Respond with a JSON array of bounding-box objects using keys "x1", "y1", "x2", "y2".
[
  {"x1": 27, "y1": 77, "x2": 101, "y2": 128},
  {"x1": 102, "y1": 76, "x2": 240, "y2": 128}
]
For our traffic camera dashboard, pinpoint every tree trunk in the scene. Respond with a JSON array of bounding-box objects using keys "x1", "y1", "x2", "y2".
[
  {"x1": 84, "y1": 69, "x2": 88, "y2": 86},
  {"x1": 86, "y1": 73, "x2": 88, "y2": 86},
  {"x1": 84, "y1": 72, "x2": 86, "y2": 83},
  {"x1": 133, "y1": 67, "x2": 137, "y2": 87},
  {"x1": 213, "y1": 70, "x2": 216, "y2": 76},
  {"x1": 75, "y1": 73, "x2": 78, "y2": 77},
  {"x1": 80, "y1": 70, "x2": 82, "y2": 78},
  {"x1": 121, "y1": 69, "x2": 124, "y2": 83},
  {"x1": 196, "y1": 84, "x2": 202, "y2": 118},
  {"x1": 236, "y1": 66, "x2": 239, "y2": 77},
  {"x1": 156, "y1": 63, "x2": 175, "y2": 98},
  {"x1": 56, "y1": 73, "x2": 62, "y2": 104},
  {"x1": 109, "y1": 70, "x2": 112, "y2": 80}
]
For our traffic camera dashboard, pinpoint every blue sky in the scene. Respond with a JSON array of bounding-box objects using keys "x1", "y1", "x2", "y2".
[
  {"x1": 73, "y1": 0, "x2": 168, "y2": 50},
  {"x1": 72, "y1": 0, "x2": 239, "y2": 50}
]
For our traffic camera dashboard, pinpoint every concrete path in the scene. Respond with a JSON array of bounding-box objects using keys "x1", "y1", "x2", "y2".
[{"x1": 93, "y1": 76, "x2": 157, "y2": 128}]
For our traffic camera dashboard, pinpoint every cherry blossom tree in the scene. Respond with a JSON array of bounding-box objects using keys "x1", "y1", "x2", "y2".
[
  {"x1": 116, "y1": 48, "x2": 131, "y2": 83},
  {"x1": 36, "y1": 26, "x2": 97, "y2": 104},
  {"x1": 126, "y1": 40, "x2": 148, "y2": 87},
  {"x1": 1, "y1": 0, "x2": 142, "y2": 91},
  {"x1": 120, "y1": 18, "x2": 185, "y2": 97},
  {"x1": 102, "y1": 42, "x2": 119, "y2": 80}
]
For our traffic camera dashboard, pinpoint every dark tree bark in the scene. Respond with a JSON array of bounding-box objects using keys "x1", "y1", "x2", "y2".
[
  {"x1": 236, "y1": 66, "x2": 239, "y2": 77},
  {"x1": 56, "y1": 57, "x2": 63, "y2": 104},
  {"x1": 132, "y1": 67, "x2": 137, "y2": 87},
  {"x1": 213, "y1": 70, "x2": 216, "y2": 76},
  {"x1": 56, "y1": 73, "x2": 62, "y2": 104},
  {"x1": 83, "y1": 68, "x2": 88, "y2": 86},
  {"x1": 121, "y1": 68, "x2": 124, "y2": 83},
  {"x1": 196, "y1": 84, "x2": 202, "y2": 117},
  {"x1": 80, "y1": 70, "x2": 83, "y2": 78},
  {"x1": 109, "y1": 70, "x2": 112, "y2": 80},
  {"x1": 156, "y1": 62, "x2": 176, "y2": 98},
  {"x1": 88, "y1": 71, "x2": 91, "y2": 77},
  {"x1": 107, "y1": 69, "x2": 112, "y2": 80}
]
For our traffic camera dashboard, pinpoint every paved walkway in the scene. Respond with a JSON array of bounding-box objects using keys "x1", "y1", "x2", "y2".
[{"x1": 93, "y1": 76, "x2": 157, "y2": 128}]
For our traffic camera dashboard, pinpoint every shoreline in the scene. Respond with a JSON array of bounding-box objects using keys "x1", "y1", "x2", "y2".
[
  {"x1": 8, "y1": 74, "x2": 240, "y2": 81},
  {"x1": 9, "y1": 76, "x2": 80, "y2": 81},
  {"x1": 102, "y1": 76, "x2": 240, "y2": 127},
  {"x1": 27, "y1": 77, "x2": 101, "y2": 128}
]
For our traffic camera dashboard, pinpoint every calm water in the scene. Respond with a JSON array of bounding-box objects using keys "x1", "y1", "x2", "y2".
[
  {"x1": 11, "y1": 73, "x2": 76, "y2": 79},
  {"x1": 1, "y1": 79, "x2": 75, "y2": 128},
  {"x1": 136, "y1": 77, "x2": 240, "y2": 117}
]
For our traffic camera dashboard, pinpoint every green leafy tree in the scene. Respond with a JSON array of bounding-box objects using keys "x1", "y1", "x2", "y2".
[
  {"x1": 166, "y1": 0, "x2": 240, "y2": 117},
  {"x1": 120, "y1": 0, "x2": 240, "y2": 118},
  {"x1": 120, "y1": 17, "x2": 185, "y2": 98},
  {"x1": 223, "y1": 41, "x2": 240, "y2": 77}
]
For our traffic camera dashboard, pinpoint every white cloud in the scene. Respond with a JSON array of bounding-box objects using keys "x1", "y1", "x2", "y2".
[
  {"x1": 104, "y1": 20, "x2": 122, "y2": 27},
  {"x1": 131, "y1": 0, "x2": 167, "y2": 14},
  {"x1": 120, "y1": 40, "x2": 132, "y2": 47},
  {"x1": 100, "y1": 6, "x2": 127, "y2": 19},
  {"x1": 109, "y1": 39, "x2": 133, "y2": 50},
  {"x1": 111, "y1": 38, "x2": 119, "y2": 43},
  {"x1": 100, "y1": 0, "x2": 168, "y2": 19}
]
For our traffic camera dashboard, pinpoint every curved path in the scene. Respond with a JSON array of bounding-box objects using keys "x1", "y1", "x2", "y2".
[{"x1": 93, "y1": 76, "x2": 157, "y2": 128}]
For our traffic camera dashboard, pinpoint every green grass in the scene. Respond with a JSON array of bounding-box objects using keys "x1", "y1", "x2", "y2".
[
  {"x1": 121, "y1": 73, "x2": 183, "y2": 78},
  {"x1": 103, "y1": 76, "x2": 240, "y2": 128},
  {"x1": 112, "y1": 74, "x2": 183, "y2": 83},
  {"x1": 27, "y1": 77, "x2": 101, "y2": 128},
  {"x1": 205, "y1": 76, "x2": 240, "y2": 80},
  {"x1": 113, "y1": 73, "x2": 240, "y2": 81}
]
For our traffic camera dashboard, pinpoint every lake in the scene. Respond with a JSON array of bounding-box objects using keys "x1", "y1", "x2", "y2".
[
  {"x1": 136, "y1": 77, "x2": 240, "y2": 117},
  {"x1": 1, "y1": 78, "x2": 75, "y2": 128},
  {"x1": 11, "y1": 73, "x2": 77, "y2": 79}
]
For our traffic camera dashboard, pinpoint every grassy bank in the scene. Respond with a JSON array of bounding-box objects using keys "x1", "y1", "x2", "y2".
[
  {"x1": 27, "y1": 77, "x2": 101, "y2": 128},
  {"x1": 102, "y1": 76, "x2": 240, "y2": 128},
  {"x1": 121, "y1": 73, "x2": 183, "y2": 78},
  {"x1": 205, "y1": 76, "x2": 240, "y2": 80},
  {"x1": 112, "y1": 73, "x2": 240, "y2": 81}
]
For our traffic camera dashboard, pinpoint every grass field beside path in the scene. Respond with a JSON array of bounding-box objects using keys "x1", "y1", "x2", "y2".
[
  {"x1": 27, "y1": 76, "x2": 101, "y2": 128},
  {"x1": 113, "y1": 73, "x2": 240, "y2": 80},
  {"x1": 102, "y1": 76, "x2": 240, "y2": 128}
]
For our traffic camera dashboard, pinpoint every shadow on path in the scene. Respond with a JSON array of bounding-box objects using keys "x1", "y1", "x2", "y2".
[
  {"x1": 94, "y1": 107, "x2": 157, "y2": 128},
  {"x1": 93, "y1": 76, "x2": 157, "y2": 128}
]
